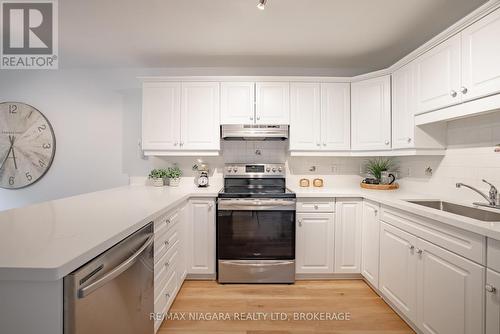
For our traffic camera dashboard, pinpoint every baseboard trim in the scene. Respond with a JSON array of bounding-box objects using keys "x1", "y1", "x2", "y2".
[
  {"x1": 295, "y1": 273, "x2": 363, "y2": 280},
  {"x1": 186, "y1": 273, "x2": 216, "y2": 280}
]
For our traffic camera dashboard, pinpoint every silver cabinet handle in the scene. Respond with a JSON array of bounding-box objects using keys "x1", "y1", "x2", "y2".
[
  {"x1": 323, "y1": 143, "x2": 326, "y2": 146},
  {"x1": 208, "y1": 203, "x2": 213, "y2": 210},
  {"x1": 408, "y1": 245, "x2": 415, "y2": 250},
  {"x1": 407, "y1": 137, "x2": 412, "y2": 143},
  {"x1": 166, "y1": 292, "x2": 171, "y2": 298},
  {"x1": 250, "y1": 116, "x2": 254, "y2": 121},
  {"x1": 486, "y1": 284, "x2": 497, "y2": 293},
  {"x1": 460, "y1": 87, "x2": 468, "y2": 95},
  {"x1": 416, "y1": 248, "x2": 423, "y2": 255},
  {"x1": 165, "y1": 261, "x2": 170, "y2": 267},
  {"x1": 316, "y1": 143, "x2": 321, "y2": 147},
  {"x1": 174, "y1": 142, "x2": 178, "y2": 146},
  {"x1": 298, "y1": 219, "x2": 302, "y2": 227},
  {"x1": 179, "y1": 142, "x2": 184, "y2": 146},
  {"x1": 450, "y1": 90, "x2": 458, "y2": 97},
  {"x1": 314, "y1": 204, "x2": 319, "y2": 209},
  {"x1": 164, "y1": 240, "x2": 170, "y2": 246},
  {"x1": 78, "y1": 234, "x2": 154, "y2": 298},
  {"x1": 256, "y1": 116, "x2": 261, "y2": 120},
  {"x1": 165, "y1": 219, "x2": 170, "y2": 225},
  {"x1": 385, "y1": 140, "x2": 390, "y2": 145},
  {"x1": 374, "y1": 209, "x2": 378, "y2": 215}
]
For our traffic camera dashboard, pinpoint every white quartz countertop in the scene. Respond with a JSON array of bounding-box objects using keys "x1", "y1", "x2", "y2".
[
  {"x1": 2, "y1": 181, "x2": 500, "y2": 281},
  {"x1": 290, "y1": 186, "x2": 500, "y2": 241},
  {"x1": 0, "y1": 180, "x2": 221, "y2": 281}
]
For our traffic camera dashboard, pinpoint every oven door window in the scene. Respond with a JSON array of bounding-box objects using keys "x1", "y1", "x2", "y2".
[{"x1": 217, "y1": 210, "x2": 295, "y2": 260}]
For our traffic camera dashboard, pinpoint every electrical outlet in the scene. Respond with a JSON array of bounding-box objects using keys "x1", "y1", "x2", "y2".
[
  {"x1": 407, "y1": 167, "x2": 412, "y2": 177},
  {"x1": 331, "y1": 165, "x2": 338, "y2": 173}
]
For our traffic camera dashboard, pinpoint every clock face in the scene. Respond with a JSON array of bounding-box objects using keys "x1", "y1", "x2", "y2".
[
  {"x1": 198, "y1": 175, "x2": 208, "y2": 187},
  {"x1": 0, "y1": 102, "x2": 56, "y2": 189}
]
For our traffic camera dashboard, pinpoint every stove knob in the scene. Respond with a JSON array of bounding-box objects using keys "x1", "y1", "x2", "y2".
[
  {"x1": 227, "y1": 167, "x2": 232, "y2": 173},
  {"x1": 266, "y1": 167, "x2": 271, "y2": 172},
  {"x1": 278, "y1": 167, "x2": 283, "y2": 172},
  {"x1": 233, "y1": 167, "x2": 238, "y2": 172},
  {"x1": 272, "y1": 168, "x2": 276, "y2": 172}
]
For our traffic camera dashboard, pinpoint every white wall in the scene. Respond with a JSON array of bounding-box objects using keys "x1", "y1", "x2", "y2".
[{"x1": 1, "y1": 68, "x2": 500, "y2": 211}]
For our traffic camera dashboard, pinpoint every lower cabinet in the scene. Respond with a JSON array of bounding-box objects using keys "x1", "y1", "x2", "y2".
[
  {"x1": 335, "y1": 199, "x2": 362, "y2": 273},
  {"x1": 487, "y1": 269, "x2": 500, "y2": 334},
  {"x1": 296, "y1": 212, "x2": 334, "y2": 274},
  {"x1": 153, "y1": 204, "x2": 187, "y2": 332},
  {"x1": 186, "y1": 198, "x2": 216, "y2": 275},
  {"x1": 379, "y1": 221, "x2": 485, "y2": 334},
  {"x1": 361, "y1": 200, "x2": 380, "y2": 288}
]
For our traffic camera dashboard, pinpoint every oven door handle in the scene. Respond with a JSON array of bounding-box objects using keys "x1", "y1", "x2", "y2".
[
  {"x1": 217, "y1": 199, "x2": 296, "y2": 211},
  {"x1": 222, "y1": 260, "x2": 295, "y2": 267}
]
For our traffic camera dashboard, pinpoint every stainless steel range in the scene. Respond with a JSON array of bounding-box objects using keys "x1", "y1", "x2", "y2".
[{"x1": 217, "y1": 163, "x2": 296, "y2": 284}]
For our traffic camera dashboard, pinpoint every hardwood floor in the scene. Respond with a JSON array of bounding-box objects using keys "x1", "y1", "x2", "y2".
[{"x1": 158, "y1": 280, "x2": 415, "y2": 334}]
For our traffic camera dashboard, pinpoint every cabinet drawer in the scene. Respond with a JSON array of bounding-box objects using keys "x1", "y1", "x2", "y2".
[
  {"x1": 154, "y1": 271, "x2": 177, "y2": 315},
  {"x1": 154, "y1": 209, "x2": 180, "y2": 236},
  {"x1": 297, "y1": 198, "x2": 335, "y2": 213},
  {"x1": 154, "y1": 224, "x2": 180, "y2": 262},
  {"x1": 380, "y1": 205, "x2": 485, "y2": 264},
  {"x1": 488, "y1": 238, "x2": 500, "y2": 273},
  {"x1": 154, "y1": 241, "x2": 180, "y2": 297}
]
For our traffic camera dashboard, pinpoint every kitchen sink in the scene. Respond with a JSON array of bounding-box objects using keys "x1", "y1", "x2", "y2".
[{"x1": 406, "y1": 200, "x2": 500, "y2": 222}]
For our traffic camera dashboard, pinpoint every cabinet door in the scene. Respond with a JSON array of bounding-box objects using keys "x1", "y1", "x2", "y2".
[
  {"x1": 379, "y1": 222, "x2": 418, "y2": 323},
  {"x1": 486, "y1": 269, "x2": 500, "y2": 334},
  {"x1": 187, "y1": 199, "x2": 216, "y2": 275},
  {"x1": 142, "y1": 82, "x2": 181, "y2": 151},
  {"x1": 351, "y1": 76, "x2": 391, "y2": 150},
  {"x1": 296, "y1": 212, "x2": 334, "y2": 274},
  {"x1": 415, "y1": 34, "x2": 462, "y2": 113},
  {"x1": 290, "y1": 83, "x2": 321, "y2": 150},
  {"x1": 392, "y1": 63, "x2": 416, "y2": 149},
  {"x1": 416, "y1": 238, "x2": 484, "y2": 334},
  {"x1": 462, "y1": 8, "x2": 500, "y2": 102},
  {"x1": 255, "y1": 82, "x2": 290, "y2": 124},
  {"x1": 334, "y1": 199, "x2": 362, "y2": 273},
  {"x1": 361, "y1": 201, "x2": 380, "y2": 288},
  {"x1": 320, "y1": 83, "x2": 351, "y2": 150},
  {"x1": 180, "y1": 82, "x2": 220, "y2": 150},
  {"x1": 220, "y1": 82, "x2": 255, "y2": 124}
]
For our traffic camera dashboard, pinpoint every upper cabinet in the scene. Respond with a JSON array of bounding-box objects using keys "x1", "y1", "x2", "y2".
[
  {"x1": 142, "y1": 82, "x2": 181, "y2": 151},
  {"x1": 414, "y1": 34, "x2": 462, "y2": 114},
  {"x1": 220, "y1": 82, "x2": 255, "y2": 124},
  {"x1": 255, "y1": 82, "x2": 290, "y2": 124},
  {"x1": 142, "y1": 81, "x2": 220, "y2": 155},
  {"x1": 220, "y1": 82, "x2": 290, "y2": 125},
  {"x1": 351, "y1": 76, "x2": 392, "y2": 151},
  {"x1": 180, "y1": 82, "x2": 220, "y2": 151},
  {"x1": 461, "y1": 8, "x2": 500, "y2": 102},
  {"x1": 290, "y1": 82, "x2": 350, "y2": 151}
]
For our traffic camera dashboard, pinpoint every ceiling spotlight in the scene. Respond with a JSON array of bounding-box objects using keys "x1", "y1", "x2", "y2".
[{"x1": 257, "y1": 0, "x2": 267, "y2": 10}]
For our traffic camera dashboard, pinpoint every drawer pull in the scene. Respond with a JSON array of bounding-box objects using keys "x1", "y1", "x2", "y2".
[
  {"x1": 166, "y1": 292, "x2": 171, "y2": 298},
  {"x1": 165, "y1": 219, "x2": 170, "y2": 225},
  {"x1": 416, "y1": 248, "x2": 423, "y2": 255},
  {"x1": 298, "y1": 219, "x2": 303, "y2": 227},
  {"x1": 486, "y1": 284, "x2": 497, "y2": 293},
  {"x1": 408, "y1": 245, "x2": 415, "y2": 250},
  {"x1": 164, "y1": 240, "x2": 170, "y2": 246},
  {"x1": 314, "y1": 205, "x2": 319, "y2": 210},
  {"x1": 165, "y1": 261, "x2": 170, "y2": 267}
]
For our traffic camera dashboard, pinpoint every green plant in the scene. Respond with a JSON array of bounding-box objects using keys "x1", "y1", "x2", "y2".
[
  {"x1": 166, "y1": 166, "x2": 182, "y2": 179},
  {"x1": 363, "y1": 158, "x2": 399, "y2": 181},
  {"x1": 148, "y1": 168, "x2": 166, "y2": 179}
]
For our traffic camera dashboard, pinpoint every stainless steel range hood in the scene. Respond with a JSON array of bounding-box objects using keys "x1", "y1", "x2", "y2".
[{"x1": 221, "y1": 124, "x2": 288, "y2": 141}]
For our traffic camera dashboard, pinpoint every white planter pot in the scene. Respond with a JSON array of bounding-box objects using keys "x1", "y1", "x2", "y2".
[
  {"x1": 169, "y1": 178, "x2": 181, "y2": 187},
  {"x1": 151, "y1": 178, "x2": 164, "y2": 187}
]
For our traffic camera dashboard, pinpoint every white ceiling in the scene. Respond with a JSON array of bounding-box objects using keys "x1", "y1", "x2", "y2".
[{"x1": 60, "y1": 0, "x2": 487, "y2": 75}]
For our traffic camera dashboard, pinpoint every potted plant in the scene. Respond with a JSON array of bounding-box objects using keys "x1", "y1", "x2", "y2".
[
  {"x1": 166, "y1": 166, "x2": 182, "y2": 186},
  {"x1": 363, "y1": 158, "x2": 399, "y2": 184},
  {"x1": 148, "y1": 169, "x2": 166, "y2": 187}
]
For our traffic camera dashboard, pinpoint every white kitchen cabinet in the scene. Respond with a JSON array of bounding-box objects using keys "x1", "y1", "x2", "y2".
[
  {"x1": 255, "y1": 82, "x2": 290, "y2": 124},
  {"x1": 416, "y1": 237, "x2": 484, "y2": 334},
  {"x1": 187, "y1": 199, "x2": 216, "y2": 275},
  {"x1": 290, "y1": 82, "x2": 350, "y2": 152},
  {"x1": 220, "y1": 82, "x2": 255, "y2": 124},
  {"x1": 486, "y1": 269, "x2": 500, "y2": 334},
  {"x1": 361, "y1": 200, "x2": 380, "y2": 288},
  {"x1": 392, "y1": 64, "x2": 447, "y2": 151},
  {"x1": 321, "y1": 83, "x2": 350, "y2": 150},
  {"x1": 379, "y1": 222, "x2": 418, "y2": 323},
  {"x1": 290, "y1": 83, "x2": 321, "y2": 150},
  {"x1": 334, "y1": 199, "x2": 362, "y2": 273},
  {"x1": 180, "y1": 82, "x2": 220, "y2": 150},
  {"x1": 351, "y1": 76, "x2": 391, "y2": 151},
  {"x1": 142, "y1": 82, "x2": 181, "y2": 151},
  {"x1": 296, "y1": 212, "x2": 334, "y2": 274},
  {"x1": 461, "y1": 8, "x2": 500, "y2": 102},
  {"x1": 414, "y1": 34, "x2": 462, "y2": 114}
]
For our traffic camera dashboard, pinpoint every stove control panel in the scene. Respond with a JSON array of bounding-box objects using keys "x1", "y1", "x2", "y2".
[{"x1": 224, "y1": 164, "x2": 285, "y2": 178}]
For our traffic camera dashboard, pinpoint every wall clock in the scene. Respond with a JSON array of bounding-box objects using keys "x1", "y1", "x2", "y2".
[{"x1": 0, "y1": 102, "x2": 56, "y2": 189}]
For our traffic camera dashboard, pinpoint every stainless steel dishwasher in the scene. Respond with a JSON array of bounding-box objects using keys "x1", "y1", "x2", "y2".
[{"x1": 64, "y1": 223, "x2": 154, "y2": 334}]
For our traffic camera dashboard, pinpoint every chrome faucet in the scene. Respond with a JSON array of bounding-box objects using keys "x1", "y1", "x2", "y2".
[{"x1": 456, "y1": 179, "x2": 500, "y2": 209}]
